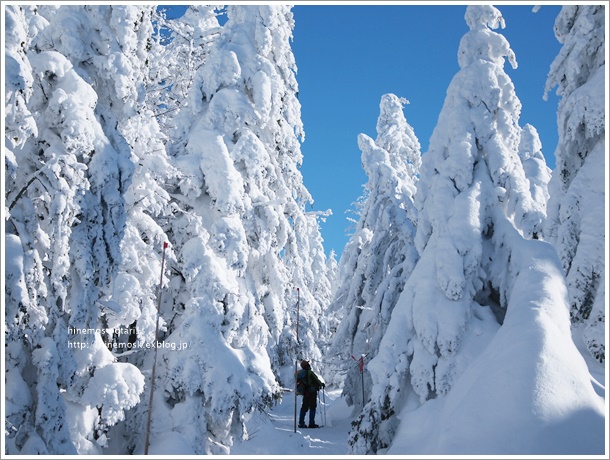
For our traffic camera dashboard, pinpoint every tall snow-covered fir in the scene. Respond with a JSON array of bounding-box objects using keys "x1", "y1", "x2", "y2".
[
  {"x1": 544, "y1": 5, "x2": 605, "y2": 364},
  {"x1": 518, "y1": 123, "x2": 551, "y2": 215},
  {"x1": 327, "y1": 94, "x2": 421, "y2": 409},
  {"x1": 4, "y1": 5, "x2": 155, "y2": 454}
]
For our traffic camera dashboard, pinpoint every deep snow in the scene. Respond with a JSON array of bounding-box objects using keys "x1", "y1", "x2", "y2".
[
  {"x1": 240, "y1": 327, "x2": 605, "y2": 457},
  {"x1": 140, "y1": 332, "x2": 605, "y2": 457},
  {"x1": 231, "y1": 388, "x2": 353, "y2": 456},
  {"x1": 141, "y1": 387, "x2": 354, "y2": 456}
]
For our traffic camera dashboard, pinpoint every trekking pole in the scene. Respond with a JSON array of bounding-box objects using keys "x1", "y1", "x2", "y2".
[
  {"x1": 294, "y1": 359, "x2": 298, "y2": 433},
  {"x1": 317, "y1": 391, "x2": 320, "y2": 425},
  {"x1": 323, "y1": 388, "x2": 327, "y2": 426},
  {"x1": 144, "y1": 241, "x2": 168, "y2": 455},
  {"x1": 361, "y1": 357, "x2": 365, "y2": 408}
]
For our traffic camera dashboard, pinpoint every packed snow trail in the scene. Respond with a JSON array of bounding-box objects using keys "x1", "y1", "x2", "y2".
[{"x1": 230, "y1": 388, "x2": 352, "y2": 455}]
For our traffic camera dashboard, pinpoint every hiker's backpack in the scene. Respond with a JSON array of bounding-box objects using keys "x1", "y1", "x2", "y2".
[{"x1": 296, "y1": 369, "x2": 308, "y2": 395}]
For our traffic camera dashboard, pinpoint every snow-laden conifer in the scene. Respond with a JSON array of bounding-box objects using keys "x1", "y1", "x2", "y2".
[
  {"x1": 544, "y1": 5, "x2": 605, "y2": 363},
  {"x1": 328, "y1": 94, "x2": 420, "y2": 413},
  {"x1": 150, "y1": 6, "x2": 223, "y2": 134},
  {"x1": 137, "y1": 5, "x2": 331, "y2": 453},
  {"x1": 4, "y1": 5, "x2": 156, "y2": 454},
  {"x1": 518, "y1": 123, "x2": 551, "y2": 217},
  {"x1": 348, "y1": 6, "x2": 549, "y2": 453},
  {"x1": 4, "y1": 5, "x2": 38, "y2": 152}
]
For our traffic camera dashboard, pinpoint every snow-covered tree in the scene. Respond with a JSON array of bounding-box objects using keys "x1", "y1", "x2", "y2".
[
  {"x1": 518, "y1": 123, "x2": 551, "y2": 217},
  {"x1": 325, "y1": 249, "x2": 339, "y2": 295},
  {"x1": 348, "y1": 6, "x2": 548, "y2": 453},
  {"x1": 544, "y1": 5, "x2": 605, "y2": 363},
  {"x1": 3, "y1": 5, "x2": 168, "y2": 454},
  {"x1": 126, "y1": 5, "x2": 331, "y2": 454},
  {"x1": 328, "y1": 94, "x2": 421, "y2": 405},
  {"x1": 150, "y1": 6, "x2": 223, "y2": 133}
]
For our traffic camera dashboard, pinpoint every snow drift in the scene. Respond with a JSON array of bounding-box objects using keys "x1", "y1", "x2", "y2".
[{"x1": 388, "y1": 224, "x2": 605, "y2": 455}]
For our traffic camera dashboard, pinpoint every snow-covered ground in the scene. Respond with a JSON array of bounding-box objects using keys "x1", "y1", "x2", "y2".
[
  {"x1": 225, "y1": 326, "x2": 606, "y2": 456},
  {"x1": 203, "y1": 342, "x2": 605, "y2": 457},
  {"x1": 230, "y1": 387, "x2": 353, "y2": 456},
  {"x1": 572, "y1": 324, "x2": 606, "y2": 396},
  {"x1": 142, "y1": 386, "x2": 355, "y2": 455}
]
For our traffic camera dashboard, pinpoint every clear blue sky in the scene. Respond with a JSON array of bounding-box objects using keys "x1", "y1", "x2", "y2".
[{"x1": 161, "y1": 4, "x2": 563, "y2": 259}]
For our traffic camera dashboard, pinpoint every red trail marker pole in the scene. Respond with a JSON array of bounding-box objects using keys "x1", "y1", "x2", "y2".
[
  {"x1": 144, "y1": 241, "x2": 168, "y2": 455},
  {"x1": 294, "y1": 287, "x2": 300, "y2": 433},
  {"x1": 352, "y1": 354, "x2": 365, "y2": 408}
]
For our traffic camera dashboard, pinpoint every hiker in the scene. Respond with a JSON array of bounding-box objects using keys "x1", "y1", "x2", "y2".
[{"x1": 296, "y1": 359, "x2": 325, "y2": 428}]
